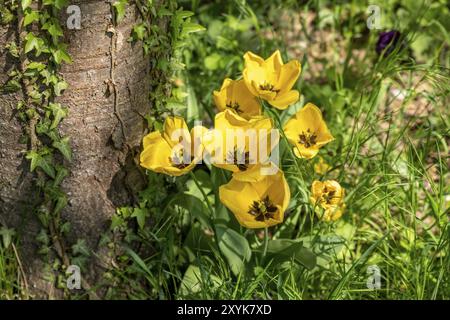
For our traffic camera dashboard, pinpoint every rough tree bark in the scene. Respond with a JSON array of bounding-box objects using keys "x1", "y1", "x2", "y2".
[{"x1": 0, "y1": 0, "x2": 153, "y2": 297}]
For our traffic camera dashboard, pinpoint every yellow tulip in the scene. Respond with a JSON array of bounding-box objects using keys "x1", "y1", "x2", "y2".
[
  {"x1": 219, "y1": 167, "x2": 290, "y2": 228},
  {"x1": 314, "y1": 156, "x2": 331, "y2": 175},
  {"x1": 284, "y1": 103, "x2": 334, "y2": 159},
  {"x1": 204, "y1": 109, "x2": 278, "y2": 181},
  {"x1": 310, "y1": 180, "x2": 345, "y2": 221},
  {"x1": 213, "y1": 78, "x2": 261, "y2": 119},
  {"x1": 140, "y1": 116, "x2": 206, "y2": 176},
  {"x1": 243, "y1": 50, "x2": 301, "y2": 110}
]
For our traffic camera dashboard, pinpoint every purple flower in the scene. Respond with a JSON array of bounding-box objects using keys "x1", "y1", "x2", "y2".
[{"x1": 376, "y1": 30, "x2": 401, "y2": 56}]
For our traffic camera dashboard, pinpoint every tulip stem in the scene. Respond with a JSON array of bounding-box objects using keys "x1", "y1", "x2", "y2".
[
  {"x1": 262, "y1": 227, "x2": 269, "y2": 259},
  {"x1": 189, "y1": 171, "x2": 215, "y2": 219},
  {"x1": 261, "y1": 102, "x2": 306, "y2": 185}
]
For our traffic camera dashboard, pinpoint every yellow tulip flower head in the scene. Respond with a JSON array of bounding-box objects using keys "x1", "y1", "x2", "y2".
[
  {"x1": 284, "y1": 103, "x2": 334, "y2": 159},
  {"x1": 243, "y1": 50, "x2": 301, "y2": 110},
  {"x1": 219, "y1": 167, "x2": 290, "y2": 228},
  {"x1": 310, "y1": 180, "x2": 345, "y2": 222},
  {"x1": 204, "y1": 109, "x2": 278, "y2": 181},
  {"x1": 140, "y1": 116, "x2": 206, "y2": 176},
  {"x1": 314, "y1": 156, "x2": 331, "y2": 175},
  {"x1": 213, "y1": 78, "x2": 261, "y2": 119}
]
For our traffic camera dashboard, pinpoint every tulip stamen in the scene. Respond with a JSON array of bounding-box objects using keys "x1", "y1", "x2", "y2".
[
  {"x1": 169, "y1": 148, "x2": 192, "y2": 169},
  {"x1": 322, "y1": 187, "x2": 337, "y2": 205},
  {"x1": 298, "y1": 128, "x2": 317, "y2": 148},
  {"x1": 227, "y1": 147, "x2": 251, "y2": 171},
  {"x1": 226, "y1": 101, "x2": 243, "y2": 114},
  {"x1": 248, "y1": 196, "x2": 277, "y2": 221},
  {"x1": 259, "y1": 82, "x2": 280, "y2": 93}
]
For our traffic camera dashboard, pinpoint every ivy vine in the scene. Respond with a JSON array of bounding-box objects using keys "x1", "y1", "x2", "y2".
[{"x1": 1, "y1": 0, "x2": 93, "y2": 297}]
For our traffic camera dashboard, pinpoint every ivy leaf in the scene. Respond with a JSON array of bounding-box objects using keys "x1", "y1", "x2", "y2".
[
  {"x1": 53, "y1": 165, "x2": 69, "y2": 186},
  {"x1": 24, "y1": 33, "x2": 45, "y2": 55},
  {"x1": 72, "y1": 239, "x2": 90, "y2": 257},
  {"x1": 113, "y1": 0, "x2": 128, "y2": 24},
  {"x1": 25, "y1": 150, "x2": 56, "y2": 178},
  {"x1": 158, "y1": 7, "x2": 173, "y2": 17},
  {"x1": 21, "y1": 0, "x2": 33, "y2": 10},
  {"x1": 131, "y1": 207, "x2": 149, "y2": 229},
  {"x1": 27, "y1": 61, "x2": 46, "y2": 71},
  {"x1": 176, "y1": 10, "x2": 194, "y2": 19},
  {"x1": 131, "y1": 23, "x2": 146, "y2": 41},
  {"x1": 42, "y1": 20, "x2": 64, "y2": 40},
  {"x1": 0, "y1": 7, "x2": 15, "y2": 25},
  {"x1": 6, "y1": 42, "x2": 19, "y2": 58},
  {"x1": 0, "y1": 227, "x2": 16, "y2": 249},
  {"x1": 24, "y1": 10, "x2": 40, "y2": 27},
  {"x1": 52, "y1": 45, "x2": 72, "y2": 64},
  {"x1": 52, "y1": 136, "x2": 72, "y2": 161},
  {"x1": 53, "y1": 80, "x2": 68, "y2": 96},
  {"x1": 36, "y1": 229, "x2": 49, "y2": 245},
  {"x1": 2, "y1": 79, "x2": 21, "y2": 93},
  {"x1": 53, "y1": 193, "x2": 67, "y2": 214},
  {"x1": 47, "y1": 103, "x2": 68, "y2": 129},
  {"x1": 43, "y1": 0, "x2": 69, "y2": 10},
  {"x1": 181, "y1": 22, "x2": 206, "y2": 36}
]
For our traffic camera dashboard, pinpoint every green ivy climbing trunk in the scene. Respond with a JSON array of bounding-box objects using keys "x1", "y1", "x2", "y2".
[{"x1": 0, "y1": 0, "x2": 154, "y2": 298}]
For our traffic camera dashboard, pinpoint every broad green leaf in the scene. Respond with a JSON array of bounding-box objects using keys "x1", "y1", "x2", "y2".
[
  {"x1": 176, "y1": 10, "x2": 194, "y2": 19},
  {"x1": 24, "y1": 32, "x2": 39, "y2": 54},
  {"x1": 53, "y1": 165, "x2": 69, "y2": 186},
  {"x1": 204, "y1": 53, "x2": 222, "y2": 70},
  {"x1": 171, "y1": 193, "x2": 211, "y2": 229},
  {"x1": 72, "y1": 239, "x2": 90, "y2": 257},
  {"x1": 25, "y1": 150, "x2": 56, "y2": 178},
  {"x1": 179, "y1": 264, "x2": 222, "y2": 297},
  {"x1": 21, "y1": 0, "x2": 32, "y2": 10},
  {"x1": 266, "y1": 239, "x2": 317, "y2": 270},
  {"x1": 113, "y1": 0, "x2": 128, "y2": 23},
  {"x1": 215, "y1": 224, "x2": 251, "y2": 275},
  {"x1": 2, "y1": 79, "x2": 21, "y2": 93},
  {"x1": 0, "y1": 227, "x2": 16, "y2": 249},
  {"x1": 131, "y1": 23, "x2": 146, "y2": 41},
  {"x1": 53, "y1": 194, "x2": 67, "y2": 214},
  {"x1": 24, "y1": 10, "x2": 40, "y2": 27},
  {"x1": 299, "y1": 234, "x2": 346, "y2": 268},
  {"x1": 43, "y1": 0, "x2": 69, "y2": 10},
  {"x1": 131, "y1": 207, "x2": 149, "y2": 229},
  {"x1": 27, "y1": 61, "x2": 46, "y2": 71},
  {"x1": 158, "y1": 7, "x2": 173, "y2": 17},
  {"x1": 52, "y1": 46, "x2": 72, "y2": 64},
  {"x1": 52, "y1": 136, "x2": 72, "y2": 161},
  {"x1": 54, "y1": 80, "x2": 68, "y2": 96},
  {"x1": 47, "y1": 103, "x2": 68, "y2": 129},
  {"x1": 182, "y1": 22, "x2": 206, "y2": 36}
]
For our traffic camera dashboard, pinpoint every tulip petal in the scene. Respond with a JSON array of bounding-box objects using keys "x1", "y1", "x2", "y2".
[
  {"x1": 244, "y1": 51, "x2": 265, "y2": 66},
  {"x1": 140, "y1": 132, "x2": 173, "y2": 171},
  {"x1": 293, "y1": 145, "x2": 319, "y2": 159},
  {"x1": 278, "y1": 60, "x2": 301, "y2": 94},
  {"x1": 163, "y1": 116, "x2": 191, "y2": 148},
  {"x1": 268, "y1": 90, "x2": 299, "y2": 110},
  {"x1": 265, "y1": 50, "x2": 283, "y2": 75}
]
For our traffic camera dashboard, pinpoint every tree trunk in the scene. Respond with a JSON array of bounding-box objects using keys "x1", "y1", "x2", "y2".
[{"x1": 0, "y1": 0, "x2": 152, "y2": 297}]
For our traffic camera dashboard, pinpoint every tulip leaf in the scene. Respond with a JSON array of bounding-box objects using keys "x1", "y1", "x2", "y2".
[
  {"x1": 266, "y1": 239, "x2": 317, "y2": 270},
  {"x1": 179, "y1": 264, "x2": 222, "y2": 297},
  {"x1": 298, "y1": 234, "x2": 346, "y2": 268},
  {"x1": 171, "y1": 193, "x2": 211, "y2": 229},
  {"x1": 215, "y1": 224, "x2": 251, "y2": 275}
]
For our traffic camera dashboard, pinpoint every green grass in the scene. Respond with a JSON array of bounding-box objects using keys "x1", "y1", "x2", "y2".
[{"x1": 2, "y1": 0, "x2": 449, "y2": 300}]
